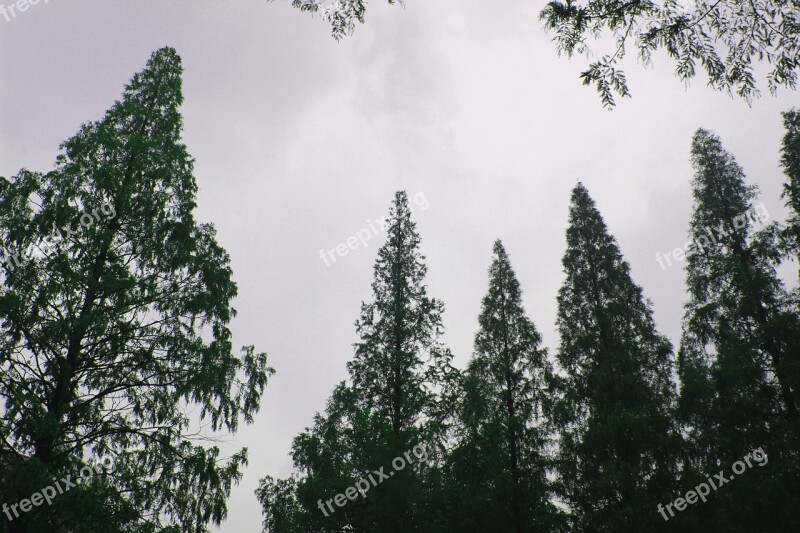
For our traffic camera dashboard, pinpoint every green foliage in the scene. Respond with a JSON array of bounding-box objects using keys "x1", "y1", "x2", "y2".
[
  {"x1": 678, "y1": 128, "x2": 800, "y2": 530},
  {"x1": 274, "y1": 0, "x2": 800, "y2": 107},
  {"x1": 540, "y1": 0, "x2": 800, "y2": 107},
  {"x1": 781, "y1": 108, "x2": 800, "y2": 273},
  {"x1": 258, "y1": 118, "x2": 800, "y2": 531},
  {"x1": 258, "y1": 192, "x2": 456, "y2": 532},
  {"x1": 256, "y1": 476, "x2": 307, "y2": 532},
  {"x1": 550, "y1": 183, "x2": 679, "y2": 531},
  {"x1": 447, "y1": 240, "x2": 561, "y2": 532},
  {"x1": 268, "y1": 0, "x2": 401, "y2": 40},
  {"x1": 0, "y1": 48, "x2": 272, "y2": 532}
]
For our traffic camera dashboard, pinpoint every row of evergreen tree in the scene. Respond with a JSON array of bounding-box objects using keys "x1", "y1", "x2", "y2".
[{"x1": 257, "y1": 119, "x2": 800, "y2": 532}]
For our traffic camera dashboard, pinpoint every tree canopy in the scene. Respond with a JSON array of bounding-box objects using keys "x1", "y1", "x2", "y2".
[
  {"x1": 259, "y1": 121, "x2": 800, "y2": 531},
  {"x1": 278, "y1": 0, "x2": 800, "y2": 107},
  {"x1": 0, "y1": 47, "x2": 272, "y2": 532}
]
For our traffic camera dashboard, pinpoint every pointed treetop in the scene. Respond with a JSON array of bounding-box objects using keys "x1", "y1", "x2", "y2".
[
  {"x1": 488, "y1": 239, "x2": 515, "y2": 279},
  {"x1": 690, "y1": 128, "x2": 752, "y2": 197},
  {"x1": 371, "y1": 190, "x2": 425, "y2": 283},
  {"x1": 483, "y1": 239, "x2": 523, "y2": 308},
  {"x1": 491, "y1": 238, "x2": 509, "y2": 260},
  {"x1": 83, "y1": 47, "x2": 185, "y2": 142},
  {"x1": 474, "y1": 239, "x2": 542, "y2": 366},
  {"x1": 688, "y1": 128, "x2": 759, "y2": 246},
  {"x1": 120, "y1": 46, "x2": 183, "y2": 110},
  {"x1": 563, "y1": 182, "x2": 623, "y2": 269},
  {"x1": 568, "y1": 181, "x2": 607, "y2": 226},
  {"x1": 477, "y1": 239, "x2": 524, "y2": 323}
]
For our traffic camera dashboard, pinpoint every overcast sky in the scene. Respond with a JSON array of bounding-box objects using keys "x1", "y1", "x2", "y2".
[{"x1": 1, "y1": 1, "x2": 798, "y2": 531}]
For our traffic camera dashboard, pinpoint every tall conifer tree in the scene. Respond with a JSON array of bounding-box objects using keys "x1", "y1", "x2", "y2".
[
  {"x1": 259, "y1": 192, "x2": 455, "y2": 532},
  {"x1": 0, "y1": 48, "x2": 271, "y2": 532},
  {"x1": 551, "y1": 183, "x2": 678, "y2": 531},
  {"x1": 678, "y1": 129, "x2": 800, "y2": 530},
  {"x1": 448, "y1": 240, "x2": 558, "y2": 532}
]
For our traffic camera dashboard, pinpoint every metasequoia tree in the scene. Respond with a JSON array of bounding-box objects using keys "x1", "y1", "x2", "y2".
[
  {"x1": 447, "y1": 240, "x2": 559, "y2": 532},
  {"x1": 551, "y1": 183, "x2": 679, "y2": 531},
  {"x1": 0, "y1": 48, "x2": 272, "y2": 532}
]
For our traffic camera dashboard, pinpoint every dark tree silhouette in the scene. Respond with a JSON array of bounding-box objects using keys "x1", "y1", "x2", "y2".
[
  {"x1": 0, "y1": 48, "x2": 272, "y2": 533},
  {"x1": 550, "y1": 183, "x2": 679, "y2": 531}
]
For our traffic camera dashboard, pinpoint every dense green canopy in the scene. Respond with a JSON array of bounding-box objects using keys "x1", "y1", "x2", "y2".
[{"x1": 0, "y1": 48, "x2": 272, "y2": 533}]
